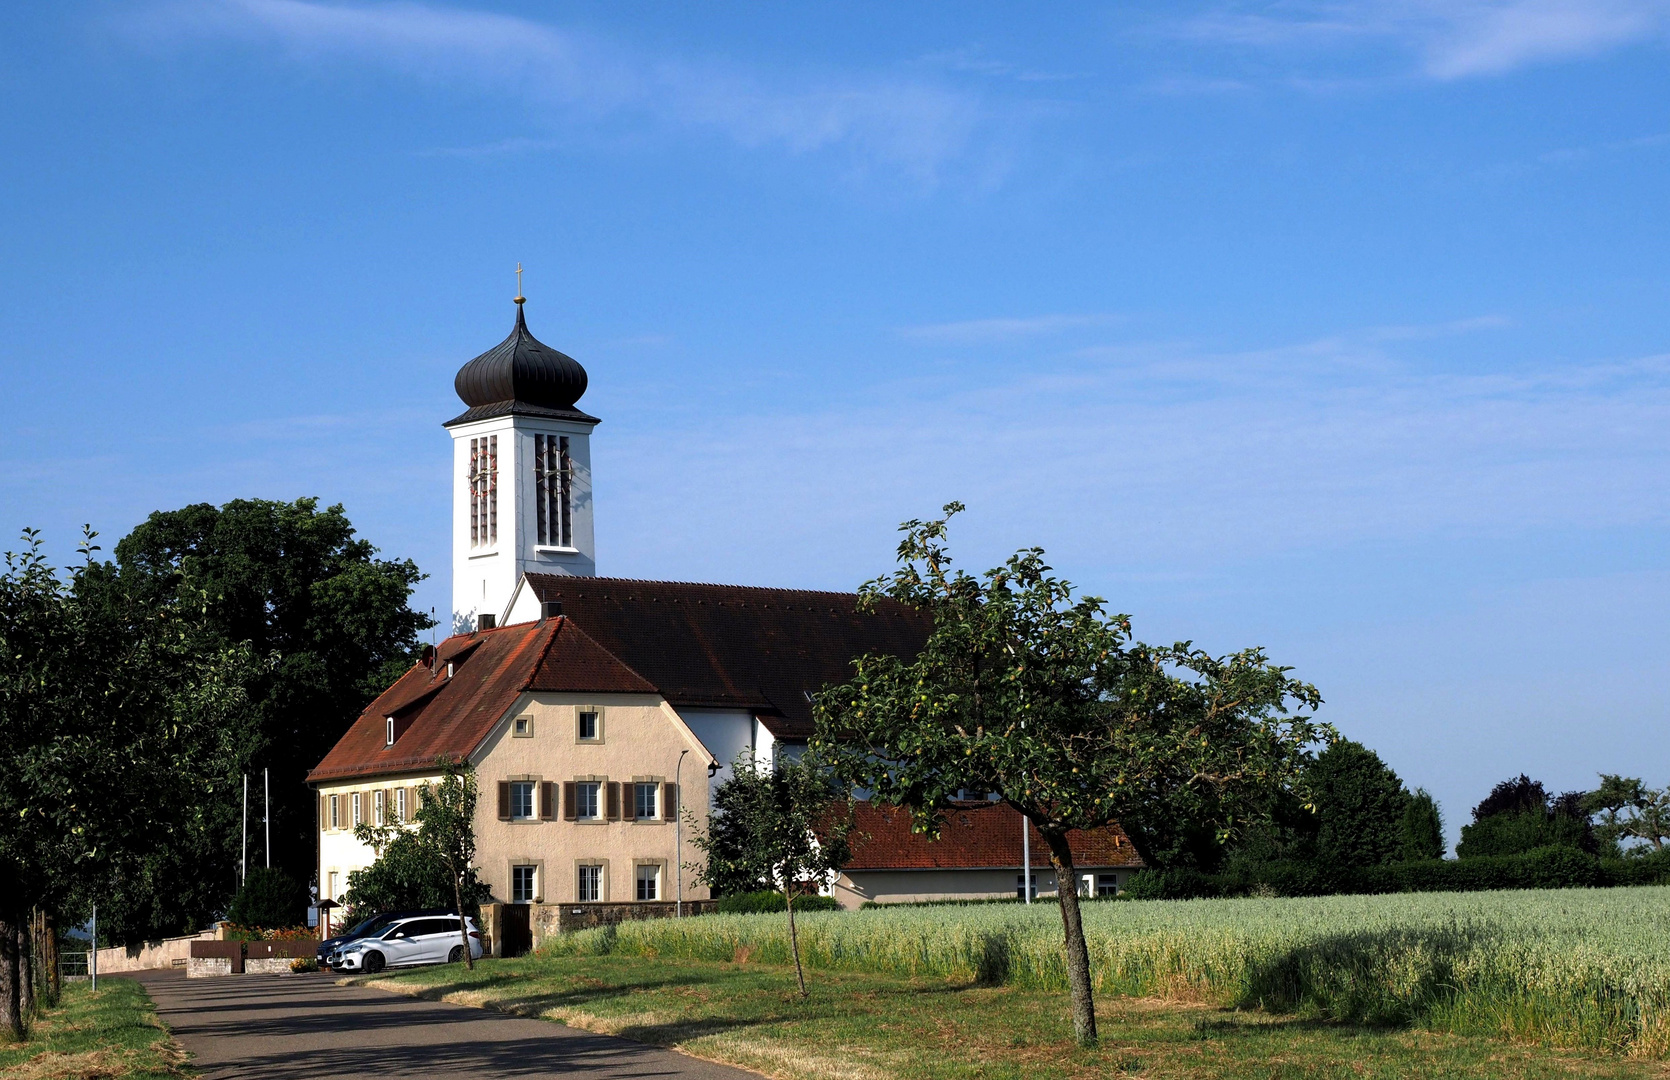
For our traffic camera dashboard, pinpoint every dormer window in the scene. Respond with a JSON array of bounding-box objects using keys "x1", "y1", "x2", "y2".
[
  {"x1": 534, "y1": 434, "x2": 571, "y2": 548},
  {"x1": 469, "y1": 435, "x2": 498, "y2": 547},
  {"x1": 386, "y1": 717, "x2": 396, "y2": 746}
]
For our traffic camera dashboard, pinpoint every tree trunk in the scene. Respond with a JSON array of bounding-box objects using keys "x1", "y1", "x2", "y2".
[
  {"x1": 0, "y1": 911, "x2": 22, "y2": 1042},
  {"x1": 785, "y1": 889, "x2": 807, "y2": 1000},
  {"x1": 43, "y1": 911, "x2": 59, "y2": 1008},
  {"x1": 17, "y1": 921, "x2": 32, "y2": 1022},
  {"x1": 453, "y1": 876, "x2": 473, "y2": 970},
  {"x1": 1042, "y1": 830, "x2": 1096, "y2": 1046}
]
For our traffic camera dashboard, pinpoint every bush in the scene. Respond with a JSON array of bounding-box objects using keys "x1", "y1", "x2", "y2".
[
  {"x1": 715, "y1": 890, "x2": 842, "y2": 914},
  {"x1": 1457, "y1": 811, "x2": 1590, "y2": 858},
  {"x1": 289, "y1": 957, "x2": 319, "y2": 973},
  {"x1": 227, "y1": 868, "x2": 309, "y2": 930}
]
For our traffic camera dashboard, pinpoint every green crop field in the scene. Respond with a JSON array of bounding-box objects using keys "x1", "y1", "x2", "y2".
[{"x1": 545, "y1": 886, "x2": 1670, "y2": 1058}]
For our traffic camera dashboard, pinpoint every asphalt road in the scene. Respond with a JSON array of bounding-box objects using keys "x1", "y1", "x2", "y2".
[{"x1": 136, "y1": 969, "x2": 760, "y2": 1079}]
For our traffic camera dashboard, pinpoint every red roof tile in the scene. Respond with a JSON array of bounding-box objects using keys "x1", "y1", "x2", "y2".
[
  {"x1": 521, "y1": 575, "x2": 929, "y2": 739},
  {"x1": 307, "y1": 617, "x2": 656, "y2": 784},
  {"x1": 845, "y1": 801, "x2": 1144, "y2": 871}
]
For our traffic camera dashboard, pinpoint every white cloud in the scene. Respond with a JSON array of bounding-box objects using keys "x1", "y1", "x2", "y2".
[
  {"x1": 1178, "y1": 0, "x2": 1670, "y2": 81},
  {"x1": 122, "y1": 0, "x2": 995, "y2": 185}
]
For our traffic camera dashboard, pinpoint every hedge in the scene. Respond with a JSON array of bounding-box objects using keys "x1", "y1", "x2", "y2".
[{"x1": 714, "y1": 890, "x2": 843, "y2": 914}]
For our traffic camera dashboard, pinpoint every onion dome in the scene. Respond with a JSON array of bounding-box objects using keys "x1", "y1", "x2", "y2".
[{"x1": 445, "y1": 301, "x2": 599, "y2": 427}]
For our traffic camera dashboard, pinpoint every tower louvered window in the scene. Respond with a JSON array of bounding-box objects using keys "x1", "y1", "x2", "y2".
[
  {"x1": 534, "y1": 434, "x2": 572, "y2": 547},
  {"x1": 469, "y1": 435, "x2": 498, "y2": 547}
]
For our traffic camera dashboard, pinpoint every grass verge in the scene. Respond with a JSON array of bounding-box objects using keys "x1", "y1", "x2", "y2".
[
  {"x1": 349, "y1": 953, "x2": 1670, "y2": 1080},
  {"x1": 0, "y1": 977, "x2": 191, "y2": 1080}
]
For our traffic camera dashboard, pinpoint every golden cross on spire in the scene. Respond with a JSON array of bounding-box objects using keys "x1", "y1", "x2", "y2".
[{"x1": 514, "y1": 263, "x2": 525, "y2": 305}]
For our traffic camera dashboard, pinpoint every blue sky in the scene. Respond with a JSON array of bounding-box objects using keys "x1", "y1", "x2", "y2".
[{"x1": 4, "y1": 1, "x2": 1668, "y2": 849}]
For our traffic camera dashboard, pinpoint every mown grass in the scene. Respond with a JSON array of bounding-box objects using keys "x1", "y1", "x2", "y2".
[
  {"x1": 0, "y1": 978, "x2": 191, "y2": 1080},
  {"x1": 538, "y1": 886, "x2": 1670, "y2": 1058},
  {"x1": 357, "y1": 952, "x2": 1670, "y2": 1080}
]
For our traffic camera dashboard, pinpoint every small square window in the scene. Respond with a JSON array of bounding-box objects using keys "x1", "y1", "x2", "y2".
[
  {"x1": 513, "y1": 716, "x2": 532, "y2": 738},
  {"x1": 634, "y1": 782, "x2": 658, "y2": 820},
  {"x1": 512, "y1": 865, "x2": 536, "y2": 904},
  {"x1": 510, "y1": 781, "x2": 536, "y2": 820},
  {"x1": 576, "y1": 782, "x2": 600, "y2": 820},
  {"x1": 635, "y1": 864, "x2": 659, "y2": 902},
  {"x1": 577, "y1": 864, "x2": 602, "y2": 902},
  {"x1": 577, "y1": 709, "x2": 600, "y2": 741},
  {"x1": 1097, "y1": 874, "x2": 1118, "y2": 897}
]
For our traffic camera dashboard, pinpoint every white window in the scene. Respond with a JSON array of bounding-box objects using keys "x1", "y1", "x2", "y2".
[
  {"x1": 1016, "y1": 874, "x2": 1036, "y2": 901},
  {"x1": 577, "y1": 709, "x2": 600, "y2": 741},
  {"x1": 385, "y1": 717, "x2": 395, "y2": 746},
  {"x1": 469, "y1": 435, "x2": 498, "y2": 548},
  {"x1": 511, "y1": 865, "x2": 536, "y2": 904},
  {"x1": 351, "y1": 792, "x2": 362, "y2": 826},
  {"x1": 513, "y1": 715, "x2": 532, "y2": 738},
  {"x1": 634, "y1": 782, "x2": 658, "y2": 820},
  {"x1": 329, "y1": 795, "x2": 340, "y2": 830},
  {"x1": 373, "y1": 789, "x2": 385, "y2": 826},
  {"x1": 510, "y1": 781, "x2": 536, "y2": 820},
  {"x1": 327, "y1": 871, "x2": 339, "y2": 903},
  {"x1": 577, "y1": 864, "x2": 602, "y2": 903},
  {"x1": 396, "y1": 787, "x2": 408, "y2": 824},
  {"x1": 534, "y1": 434, "x2": 572, "y2": 547},
  {"x1": 635, "y1": 864, "x2": 659, "y2": 902},
  {"x1": 576, "y1": 782, "x2": 600, "y2": 820}
]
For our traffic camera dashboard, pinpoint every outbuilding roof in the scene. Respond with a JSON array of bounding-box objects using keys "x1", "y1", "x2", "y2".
[
  {"x1": 306, "y1": 616, "x2": 657, "y2": 784},
  {"x1": 844, "y1": 801, "x2": 1144, "y2": 871},
  {"x1": 519, "y1": 575, "x2": 931, "y2": 739}
]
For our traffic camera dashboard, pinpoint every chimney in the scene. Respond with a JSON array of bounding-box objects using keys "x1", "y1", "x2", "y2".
[
  {"x1": 541, "y1": 600, "x2": 564, "y2": 620},
  {"x1": 478, "y1": 613, "x2": 496, "y2": 630}
]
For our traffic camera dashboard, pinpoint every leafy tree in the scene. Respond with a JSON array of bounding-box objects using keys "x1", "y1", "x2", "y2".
[
  {"x1": 813, "y1": 505, "x2": 1330, "y2": 1045},
  {"x1": 1586, "y1": 775, "x2": 1670, "y2": 854},
  {"x1": 1399, "y1": 788, "x2": 1446, "y2": 861},
  {"x1": 0, "y1": 529, "x2": 253, "y2": 1038},
  {"x1": 355, "y1": 758, "x2": 482, "y2": 969},
  {"x1": 106, "y1": 498, "x2": 430, "y2": 922},
  {"x1": 227, "y1": 868, "x2": 310, "y2": 930},
  {"x1": 1472, "y1": 774, "x2": 1549, "y2": 820},
  {"x1": 687, "y1": 752, "x2": 853, "y2": 999},
  {"x1": 1309, "y1": 740, "x2": 1410, "y2": 867},
  {"x1": 1457, "y1": 775, "x2": 1593, "y2": 858},
  {"x1": 341, "y1": 829, "x2": 484, "y2": 927}
]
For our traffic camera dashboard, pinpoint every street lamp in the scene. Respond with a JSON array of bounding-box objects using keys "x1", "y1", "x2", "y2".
[{"x1": 675, "y1": 749, "x2": 688, "y2": 917}]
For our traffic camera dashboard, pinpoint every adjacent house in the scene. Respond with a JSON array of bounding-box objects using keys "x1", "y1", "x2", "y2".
[{"x1": 307, "y1": 295, "x2": 1143, "y2": 941}]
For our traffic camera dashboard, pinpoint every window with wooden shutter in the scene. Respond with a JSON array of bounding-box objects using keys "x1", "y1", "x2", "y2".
[
  {"x1": 662, "y1": 782, "x2": 677, "y2": 821},
  {"x1": 497, "y1": 781, "x2": 512, "y2": 821},
  {"x1": 605, "y1": 781, "x2": 620, "y2": 820},
  {"x1": 540, "y1": 781, "x2": 555, "y2": 820},
  {"x1": 622, "y1": 784, "x2": 636, "y2": 822},
  {"x1": 562, "y1": 781, "x2": 577, "y2": 821}
]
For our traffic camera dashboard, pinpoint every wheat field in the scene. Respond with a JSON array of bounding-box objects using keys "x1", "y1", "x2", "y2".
[{"x1": 542, "y1": 887, "x2": 1670, "y2": 1057}]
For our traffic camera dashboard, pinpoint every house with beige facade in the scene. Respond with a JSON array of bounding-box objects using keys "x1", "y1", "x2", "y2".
[{"x1": 306, "y1": 293, "x2": 1141, "y2": 947}]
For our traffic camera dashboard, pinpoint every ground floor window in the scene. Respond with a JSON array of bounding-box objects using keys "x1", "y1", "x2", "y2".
[
  {"x1": 512, "y1": 864, "x2": 537, "y2": 903},
  {"x1": 1096, "y1": 874, "x2": 1118, "y2": 897},
  {"x1": 635, "y1": 864, "x2": 659, "y2": 901},
  {"x1": 577, "y1": 864, "x2": 603, "y2": 902},
  {"x1": 1016, "y1": 874, "x2": 1036, "y2": 900}
]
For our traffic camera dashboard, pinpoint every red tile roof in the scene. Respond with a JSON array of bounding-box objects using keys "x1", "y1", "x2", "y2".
[
  {"x1": 845, "y1": 801, "x2": 1144, "y2": 871},
  {"x1": 306, "y1": 617, "x2": 657, "y2": 784},
  {"x1": 521, "y1": 575, "x2": 930, "y2": 739}
]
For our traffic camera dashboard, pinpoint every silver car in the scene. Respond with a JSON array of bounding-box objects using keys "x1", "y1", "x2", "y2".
[{"x1": 329, "y1": 915, "x2": 484, "y2": 973}]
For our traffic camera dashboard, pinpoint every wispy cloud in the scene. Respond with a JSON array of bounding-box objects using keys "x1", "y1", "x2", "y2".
[
  {"x1": 121, "y1": 0, "x2": 1000, "y2": 185},
  {"x1": 898, "y1": 313, "x2": 1122, "y2": 344},
  {"x1": 1178, "y1": 0, "x2": 1670, "y2": 81}
]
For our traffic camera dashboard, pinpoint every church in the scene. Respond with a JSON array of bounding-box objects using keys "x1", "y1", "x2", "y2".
[{"x1": 307, "y1": 293, "x2": 1140, "y2": 949}]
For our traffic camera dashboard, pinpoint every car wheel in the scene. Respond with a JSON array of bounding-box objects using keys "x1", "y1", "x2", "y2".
[
  {"x1": 448, "y1": 945, "x2": 464, "y2": 964},
  {"x1": 363, "y1": 951, "x2": 385, "y2": 974}
]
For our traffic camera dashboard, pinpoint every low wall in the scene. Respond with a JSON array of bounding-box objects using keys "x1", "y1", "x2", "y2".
[
  {"x1": 188, "y1": 941, "x2": 243, "y2": 977},
  {"x1": 546, "y1": 900, "x2": 719, "y2": 936},
  {"x1": 186, "y1": 939, "x2": 315, "y2": 977},
  {"x1": 95, "y1": 928, "x2": 219, "y2": 973}
]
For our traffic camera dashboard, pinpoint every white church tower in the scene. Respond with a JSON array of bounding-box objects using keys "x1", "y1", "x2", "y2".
[{"x1": 446, "y1": 288, "x2": 598, "y2": 632}]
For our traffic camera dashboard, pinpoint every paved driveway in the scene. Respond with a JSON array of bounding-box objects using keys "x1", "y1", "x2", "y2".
[{"x1": 136, "y1": 969, "x2": 759, "y2": 1079}]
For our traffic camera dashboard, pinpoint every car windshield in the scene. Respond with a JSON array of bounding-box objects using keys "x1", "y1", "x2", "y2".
[{"x1": 344, "y1": 913, "x2": 401, "y2": 939}]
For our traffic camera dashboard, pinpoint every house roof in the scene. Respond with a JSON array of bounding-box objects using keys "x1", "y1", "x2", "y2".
[
  {"x1": 519, "y1": 575, "x2": 931, "y2": 739},
  {"x1": 845, "y1": 801, "x2": 1144, "y2": 871},
  {"x1": 306, "y1": 616, "x2": 657, "y2": 784}
]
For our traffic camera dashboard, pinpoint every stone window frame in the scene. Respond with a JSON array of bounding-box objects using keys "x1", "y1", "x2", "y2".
[
  {"x1": 512, "y1": 714, "x2": 534, "y2": 738},
  {"x1": 575, "y1": 859, "x2": 609, "y2": 903},
  {"x1": 575, "y1": 705, "x2": 605, "y2": 744},
  {"x1": 632, "y1": 859, "x2": 667, "y2": 903},
  {"x1": 507, "y1": 858, "x2": 545, "y2": 904},
  {"x1": 570, "y1": 774, "x2": 609, "y2": 822},
  {"x1": 628, "y1": 776, "x2": 664, "y2": 822},
  {"x1": 503, "y1": 773, "x2": 544, "y2": 823},
  {"x1": 328, "y1": 794, "x2": 341, "y2": 831}
]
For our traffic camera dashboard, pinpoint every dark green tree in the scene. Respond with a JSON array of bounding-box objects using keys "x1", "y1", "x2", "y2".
[
  {"x1": 1456, "y1": 775, "x2": 1593, "y2": 858},
  {"x1": 227, "y1": 868, "x2": 310, "y2": 930},
  {"x1": 687, "y1": 752, "x2": 854, "y2": 999},
  {"x1": 813, "y1": 505, "x2": 1330, "y2": 1045},
  {"x1": 1399, "y1": 788, "x2": 1446, "y2": 861},
  {"x1": 107, "y1": 498, "x2": 430, "y2": 917},
  {"x1": 1309, "y1": 740, "x2": 1410, "y2": 867}
]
